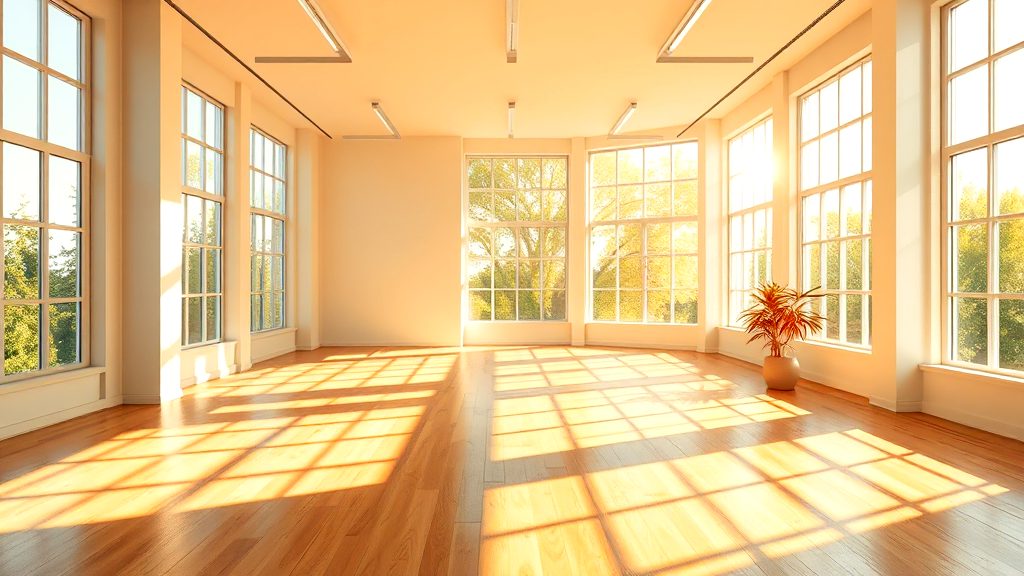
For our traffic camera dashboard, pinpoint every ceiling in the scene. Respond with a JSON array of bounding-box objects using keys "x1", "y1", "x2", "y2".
[{"x1": 176, "y1": 0, "x2": 871, "y2": 139}]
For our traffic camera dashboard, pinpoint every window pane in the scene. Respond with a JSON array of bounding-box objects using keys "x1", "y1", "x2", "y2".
[
  {"x1": 3, "y1": 56, "x2": 41, "y2": 138},
  {"x1": 518, "y1": 227, "x2": 540, "y2": 258},
  {"x1": 673, "y1": 181, "x2": 698, "y2": 217},
  {"x1": 672, "y1": 143, "x2": 698, "y2": 179},
  {"x1": 994, "y1": 0, "x2": 1024, "y2": 53},
  {"x1": 468, "y1": 227, "x2": 491, "y2": 258},
  {"x1": 645, "y1": 183, "x2": 671, "y2": 217},
  {"x1": 250, "y1": 294, "x2": 261, "y2": 331},
  {"x1": 999, "y1": 299, "x2": 1024, "y2": 371},
  {"x1": 647, "y1": 222, "x2": 671, "y2": 255},
  {"x1": 619, "y1": 291, "x2": 642, "y2": 322},
  {"x1": 494, "y1": 159, "x2": 515, "y2": 189},
  {"x1": 952, "y1": 147, "x2": 989, "y2": 221},
  {"x1": 673, "y1": 291, "x2": 698, "y2": 324},
  {"x1": 206, "y1": 248, "x2": 221, "y2": 293},
  {"x1": 49, "y1": 156, "x2": 81, "y2": 226},
  {"x1": 999, "y1": 220, "x2": 1024, "y2": 293},
  {"x1": 468, "y1": 158, "x2": 491, "y2": 188},
  {"x1": 846, "y1": 294, "x2": 863, "y2": 345},
  {"x1": 185, "y1": 194, "x2": 203, "y2": 243},
  {"x1": 518, "y1": 290, "x2": 540, "y2": 320},
  {"x1": 801, "y1": 92, "x2": 819, "y2": 141},
  {"x1": 618, "y1": 184, "x2": 642, "y2": 219},
  {"x1": 469, "y1": 290, "x2": 492, "y2": 321},
  {"x1": 4, "y1": 224, "x2": 40, "y2": 299},
  {"x1": 185, "y1": 90, "x2": 203, "y2": 140},
  {"x1": 950, "y1": 0, "x2": 988, "y2": 73},
  {"x1": 819, "y1": 132, "x2": 838, "y2": 185},
  {"x1": 823, "y1": 189, "x2": 840, "y2": 239},
  {"x1": 205, "y1": 150, "x2": 222, "y2": 194},
  {"x1": 517, "y1": 158, "x2": 541, "y2": 188},
  {"x1": 468, "y1": 259, "x2": 491, "y2": 289},
  {"x1": 3, "y1": 142, "x2": 41, "y2": 220},
  {"x1": 544, "y1": 260, "x2": 565, "y2": 289},
  {"x1": 543, "y1": 190, "x2": 567, "y2": 221},
  {"x1": 672, "y1": 222, "x2": 698, "y2": 254},
  {"x1": 518, "y1": 260, "x2": 539, "y2": 289},
  {"x1": 803, "y1": 194, "x2": 820, "y2": 242},
  {"x1": 517, "y1": 188, "x2": 541, "y2": 221},
  {"x1": 272, "y1": 218, "x2": 285, "y2": 253},
  {"x1": 826, "y1": 242, "x2": 840, "y2": 290},
  {"x1": 644, "y1": 145, "x2": 671, "y2": 181},
  {"x1": 48, "y1": 301, "x2": 79, "y2": 367},
  {"x1": 184, "y1": 246, "x2": 201, "y2": 294},
  {"x1": 205, "y1": 102, "x2": 222, "y2": 148},
  {"x1": 955, "y1": 224, "x2": 988, "y2": 292},
  {"x1": 647, "y1": 290, "x2": 671, "y2": 323},
  {"x1": 819, "y1": 80, "x2": 839, "y2": 133},
  {"x1": 647, "y1": 256, "x2": 670, "y2": 289},
  {"x1": 494, "y1": 260, "x2": 515, "y2": 289},
  {"x1": 4, "y1": 304, "x2": 40, "y2": 374},
  {"x1": 592, "y1": 186, "x2": 616, "y2": 221},
  {"x1": 5, "y1": 0, "x2": 41, "y2": 59},
  {"x1": 838, "y1": 123, "x2": 861, "y2": 179},
  {"x1": 185, "y1": 141, "x2": 202, "y2": 189},
  {"x1": 996, "y1": 138, "x2": 1024, "y2": 215},
  {"x1": 494, "y1": 290, "x2": 515, "y2": 320},
  {"x1": 843, "y1": 183, "x2": 862, "y2": 236},
  {"x1": 593, "y1": 290, "x2": 616, "y2": 321},
  {"x1": 838, "y1": 66, "x2": 862, "y2": 125},
  {"x1": 494, "y1": 190, "x2": 515, "y2": 221},
  {"x1": 543, "y1": 227, "x2": 565, "y2": 257},
  {"x1": 468, "y1": 190, "x2": 493, "y2": 222},
  {"x1": 993, "y1": 49, "x2": 1024, "y2": 133},
  {"x1": 954, "y1": 297, "x2": 987, "y2": 364},
  {"x1": 801, "y1": 140, "x2": 819, "y2": 190},
  {"x1": 206, "y1": 296, "x2": 221, "y2": 340},
  {"x1": 618, "y1": 149, "x2": 642, "y2": 184},
  {"x1": 619, "y1": 256, "x2": 642, "y2": 289},
  {"x1": 49, "y1": 229, "x2": 79, "y2": 298},
  {"x1": 543, "y1": 290, "x2": 566, "y2": 320},
  {"x1": 673, "y1": 256, "x2": 698, "y2": 290},
  {"x1": 825, "y1": 293, "x2": 840, "y2": 340},
  {"x1": 804, "y1": 244, "x2": 821, "y2": 291},
  {"x1": 47, "y1": 4, "x2": 81, "y2": 80},
  {"x1": 542, "y1": 158, "x2": 567, "y2": 189},
  {"x1": 47, "y1": 75, "x2": 81, "y2": 150},
  {"x1": 950, "y1": 65, "x2": 989, "y2": 145},
  {"x1": 591, "y1": 152, "x2": 616, "y2": 186}
]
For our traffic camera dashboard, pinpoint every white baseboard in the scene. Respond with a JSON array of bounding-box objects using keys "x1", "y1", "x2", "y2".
[
  {"x1": 0, "y1": 396, "x2": 122, "y2": 441},
  {"x1": 869, "y1": 396, "x2": 923, "y2": 413},
  {"x1": 123, "y1": 393, "x2": 161, "y2": 404},
  {"x1": 921, "y1": 401, "x2": 1024, "y2": 442},
  {"x1": 583, "y1": 340, "x2": 698, "y2": 351},
  {"x1": 252, "y1": 347, "x2": 297, "y2": 364}
]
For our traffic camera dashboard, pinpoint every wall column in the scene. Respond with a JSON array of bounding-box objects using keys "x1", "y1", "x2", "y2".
[
  {"x1": 569, "y1": 137, "x2": 587, "y2": 345},
  {"x1": 122, "y1": 0, "x2": 183, "y2": 403},
  {"x1": 295, "y1": 129, "x2": 322, "y2": 351},
  {"x1": 699, "y1": 120, "x2": 722, "y2": 352},
  {"x1": 226, "y1": 83, "x2": 253, "y2": 371}
]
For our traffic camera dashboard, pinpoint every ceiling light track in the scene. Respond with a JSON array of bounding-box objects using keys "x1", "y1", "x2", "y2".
[
  {"x1": 254, "y1": 56, "x2": 350, "y2": 64},
  {"x1": 161, "y1": 0, "x2": 332, "y2": 139},
  {"x1": 676, "y1": 0, "x2": 847, "y2": 137},
  {"x1": 343, "y1": 102, "x2": 401, "y2": 140},
  {"x1": 656, "y1": 56, "x2": 754, "y2": 64},
  {"x1": 506, "y1": 0, "x2": 518, "y2": 63}
]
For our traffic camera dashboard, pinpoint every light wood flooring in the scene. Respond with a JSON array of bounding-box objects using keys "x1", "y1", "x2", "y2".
[{"x1": 1, "y1": 346, "x2": 1023, "y2": 575}]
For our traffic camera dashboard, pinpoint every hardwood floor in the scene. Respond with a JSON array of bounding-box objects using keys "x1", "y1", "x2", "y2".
[{"x1": 1, "y1": 346, "x2": 1023, "y2": 575}]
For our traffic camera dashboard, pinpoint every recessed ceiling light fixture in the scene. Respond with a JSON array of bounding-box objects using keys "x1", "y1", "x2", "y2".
[
  {"x1": 508, "y1": 101, "x2": 516, "y2": 138},
  {"x1": 506, "y1": 0, "x2": 518, "y2": 63},
  {"x1": 607, "y1": 101, "x2": 662, "y2": 140},
  {"x1": 297, "y1": 0, "x2": 352, "y2": 62},
  {"x1": 343, "y1": 101, "x2": 401, "y2": 140}
]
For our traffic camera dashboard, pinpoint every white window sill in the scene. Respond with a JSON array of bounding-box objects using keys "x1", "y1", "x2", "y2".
[
  {"x1": 920, "y1": 363, "x2": 1024, "y2": 390},
  {"x1": 0, "y1": 366, "x2": 106, "y2": 396},
  {"x1": 794, "y1": 338, "x2": 872, "y2": 355},
  {"x1": 251, "y1": 327, "x2": 297, "y2": 341}
]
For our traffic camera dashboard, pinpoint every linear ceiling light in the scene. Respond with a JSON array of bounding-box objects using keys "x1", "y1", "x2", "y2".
[
  {"x1": 508, "y1": 101, "x2": 516, "y2": 138},
  {"x1": 298, "y1": 0, "x2": 352, "y2": 62},
  {"x1": 661, "y1": 0, "x2": 712, "y2": 57},
  {"x1": 607, "y1": 101, "x2": 662, "y2": 140},
  {"x1": 343, "y1": 101, "x2": 401, "y2": 140},
  {"x1": 506, "y1": 0, "x2": 518, "y2": 63}
]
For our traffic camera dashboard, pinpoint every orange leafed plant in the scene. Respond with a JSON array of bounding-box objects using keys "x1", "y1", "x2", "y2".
[{"x1": 739, "y1": 282, "x2": 825, "y2": 357}]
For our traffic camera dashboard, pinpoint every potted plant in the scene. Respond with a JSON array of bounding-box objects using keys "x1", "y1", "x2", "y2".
[{"x1": 738, "y1": 282, "x2": 824, "y2": 390}]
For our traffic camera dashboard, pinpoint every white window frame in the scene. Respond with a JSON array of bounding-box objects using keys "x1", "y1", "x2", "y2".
[
  {"x1": 941, "y1": 0, "x2": 1024, "y2": 376},
  {"x1": 588, "y1": 142, "x2": 700, "y2": 325},
  {"x1": 249, "y1": 126, "x2": 286, "y2": 333},
  {"x1": 797, "y1": 57, "x2": 873, "y2": 348},
  {"x1": 0, "y1": 0, "x2": 90, "y2": 382},
  {"x1": 466, "y1": 156, "x2": 569, "y2": 322},
  {"x1": 727, "y1": 116, "x2": 774, "y2": 327},
  {"x1": 181, "y1": 84, "x2": 224, "y2": 348}
]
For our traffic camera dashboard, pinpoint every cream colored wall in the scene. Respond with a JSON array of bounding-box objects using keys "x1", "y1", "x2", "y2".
[{"x1": 319, "y1": 137, "x2": 463, "y2": 346}]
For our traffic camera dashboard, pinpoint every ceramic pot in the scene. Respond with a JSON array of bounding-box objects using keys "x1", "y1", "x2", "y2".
[{"x1": 763, "y1": 356, "x2": 800, "y2": 390}]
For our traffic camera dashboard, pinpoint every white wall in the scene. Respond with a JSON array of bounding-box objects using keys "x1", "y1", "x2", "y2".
[{"x1": 319, "y1": 137, "x2": 463, "y2": 346}]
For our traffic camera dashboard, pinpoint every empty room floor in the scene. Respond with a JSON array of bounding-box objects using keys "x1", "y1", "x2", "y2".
[{"x1": 1, "y1": 346, "x2": 1023, "y2": 575}]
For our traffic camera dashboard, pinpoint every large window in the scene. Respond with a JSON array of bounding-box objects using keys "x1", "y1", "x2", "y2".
[
  {"x1": 467, "y1": 157, "x2": 568, "y2": 321},
  {"x1": 250, "y1": 128, "x2": 286, "y2": 332},
  {"x1": 0, "y1": 0, "x2": 87, "y2": 378},
  {"x1": 727, "y1": 118, "x2": 774, "y2": 326},
  {"x1": 798, "y1": 58, "x2": 873, "y2": 347},
  {"x1": 589, "y1": 143, "x2": 699, "y2": 324},
  {"x1": 943, "y1": 0, "x2": 1024, "y2": 373},
  {"x1": 181, "y1": 86, "x2": 223, "y2": 346}
]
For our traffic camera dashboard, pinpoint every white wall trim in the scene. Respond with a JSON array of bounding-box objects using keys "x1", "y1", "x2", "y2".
[
  {"x1": 919, "y1": 363, "x2": 1024, "y2": 390},
  {"x1": 0, "y1": 395, "x2": 122, "y2": 441},
  {"x1": 0, "y1": 366, "x2": 106, "y2": 397},
  {"x1": 181, "y1": 364, "x2": 239, "y2": 388},
  {"x1": 584, "y1": 340, "x2": 699, "y2": 351},
  {"x1": 869, "y1": 396, "x2": 923, "y2": 413},
  {"x1": 123, "y1": 394, "x2": 162, "y2": 404},
  {"x1": 920, "y1": 401, "x2": 1024, "y2": 442}
]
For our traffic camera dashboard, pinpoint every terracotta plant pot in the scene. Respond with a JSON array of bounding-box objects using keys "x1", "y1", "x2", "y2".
[{"x1": 763, "y1": 356, "x2": 800, "y2": 390}]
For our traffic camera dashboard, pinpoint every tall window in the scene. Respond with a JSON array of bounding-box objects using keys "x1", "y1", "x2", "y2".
[
  {"x1": 799, "y1": 58, "x2": 873, "y2": 347},
  {"x1": 250, "y1": 128, "x2": 286, "y2": 332},
  {"x1": 181, "y1": 86, "x2": 223, "y2": 346},
  {"x1": 466, "y1": 157, "x2": 568, "y2": 321},
  {"x1": 1, "y1": 0, "x2": 87, "y2": 378},
  {"x1": 943, "y1": 0, "x2": 1024, "y2": 373},
  {"x1": 727, "y1": 118, "x2": 774, "y2": 326},
  {"x1": 589, "y1": 143, "x2": 699, "y2": 324}
]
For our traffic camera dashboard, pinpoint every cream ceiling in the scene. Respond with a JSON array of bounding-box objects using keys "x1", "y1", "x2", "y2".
[{"x1": 177, "y1": 0, "x2": 871, "y2": 139}]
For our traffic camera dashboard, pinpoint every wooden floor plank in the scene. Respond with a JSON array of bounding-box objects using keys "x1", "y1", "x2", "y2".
[{"x1": 1, "y1": 346, "x2": 1023, "y2": 575}]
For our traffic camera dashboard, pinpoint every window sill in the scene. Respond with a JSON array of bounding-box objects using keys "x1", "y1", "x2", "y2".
[
  {"x1": 251, "y1": 327, "x2": 297, "y2": 341},
  {"x1": 585, "y1": 322, "x2": 699, "y2": 327},
  {"x1": 0, "y1": 366, "x2": 105, "y2": 397},
  {"x1": 467, "y1": 321, "x2": 570, "y2": 325},
  {"x1": 793, "y1": 338, "x2": 872, "y2": 355},
  {"x1": 920, "y1": 363, "x2": 1024, "y2": 390}
]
